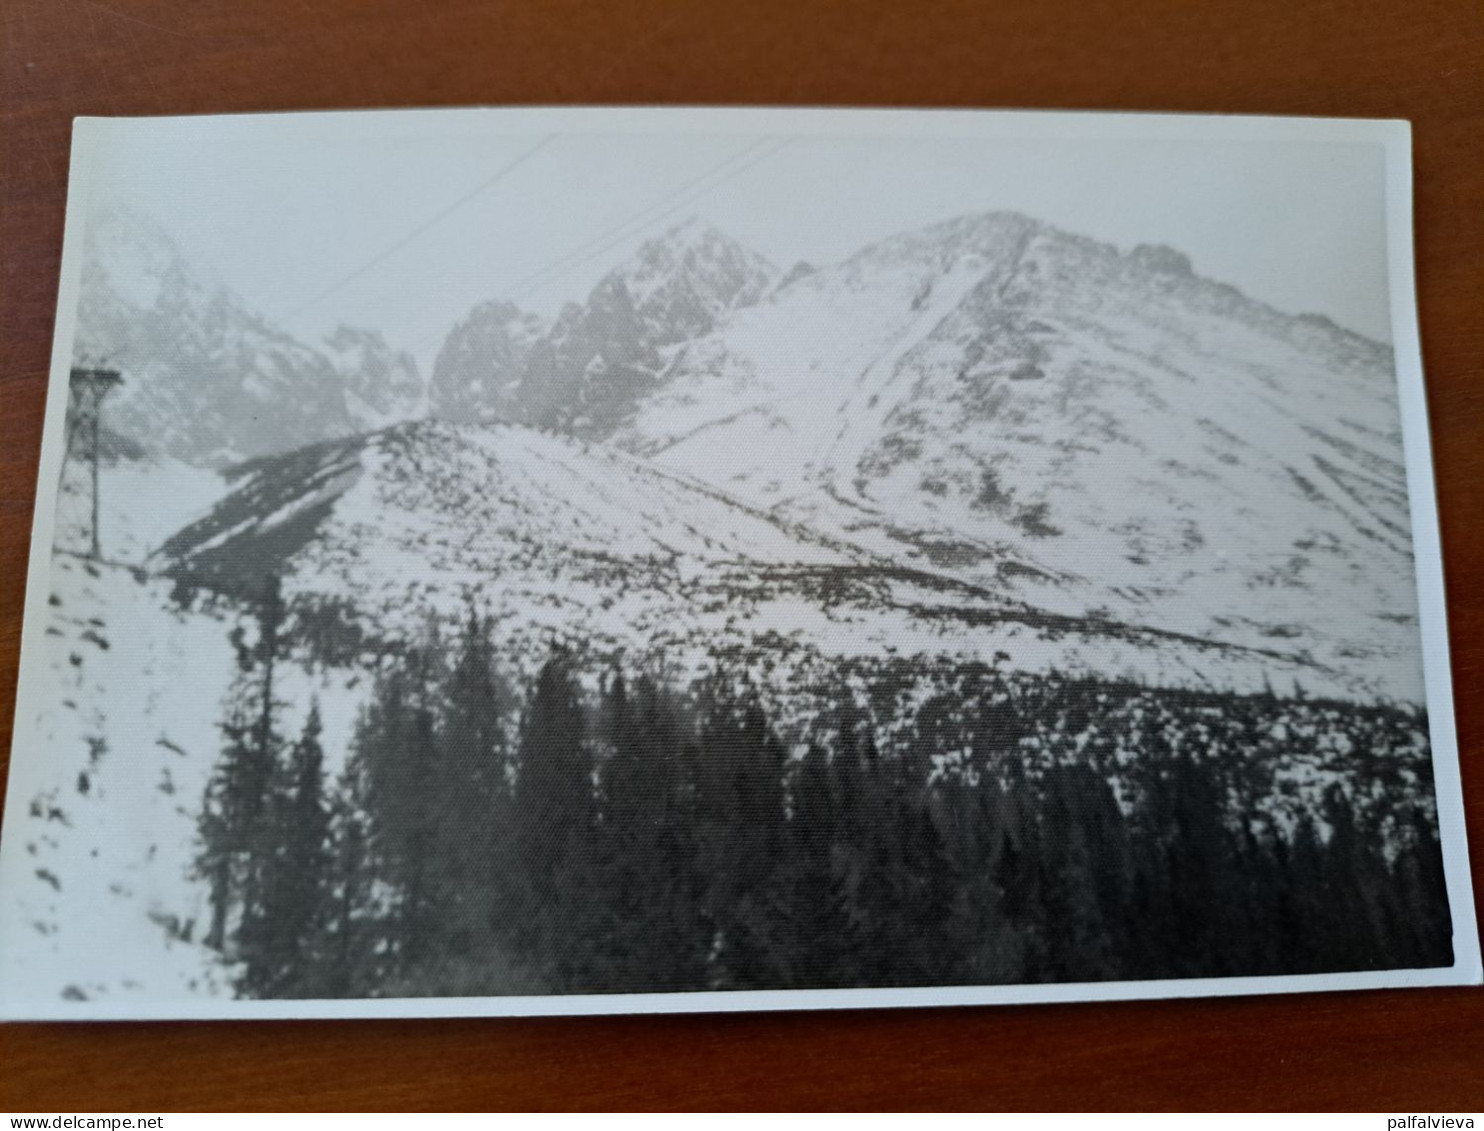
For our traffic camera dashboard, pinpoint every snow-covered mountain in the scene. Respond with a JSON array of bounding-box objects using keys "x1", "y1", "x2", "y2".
[
  {"x1": 613, "y1": 215, "x2": 778, "y2": 344},
  {"x1": 73, "y1": 206, "x2": 425, "y2": 466},
  {"x1": 82, "y1": 208, "x2": 1420, "y2": 701},
  {"x1": 611, "y1": 212, "x2": 1421, "y2": 700},
  {"x1": 323, "y1": 324, "x2": 424, "y2": 430},
  {"x1": 156, "y1": 418, "x2": 1337, "y2": 699},
  {"x1": 430, "y1": 219, "x2": 776, "y2": 437},
  {"x1": 427, "y1": 300, "x2": 547, "y2": 424}
]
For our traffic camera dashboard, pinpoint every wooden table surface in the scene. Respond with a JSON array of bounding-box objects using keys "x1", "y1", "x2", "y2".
[{"x1": 2, "y1": 0, "x2": 1481, "y2": 1111}]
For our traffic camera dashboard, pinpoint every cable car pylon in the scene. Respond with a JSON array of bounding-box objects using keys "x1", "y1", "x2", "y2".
[{"x1": 64, "y1": 366, "x2": 123, "y2": 561}]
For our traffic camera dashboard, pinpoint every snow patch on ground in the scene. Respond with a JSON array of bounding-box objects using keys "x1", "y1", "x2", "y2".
[{"x1": 0, "y1": 558, "x2": 236, "y2": 1009}]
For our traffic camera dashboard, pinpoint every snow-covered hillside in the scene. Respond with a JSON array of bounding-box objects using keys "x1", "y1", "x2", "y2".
[
  {"x1": 0, "y1": 556, "x2": 232, "y2": 1006},
  {"x1": 157, "y1": 419, "x2": 1342, "y2": 699},
  {"x1": 51, "y1": 439, "x2": 227, "y2": 565},
  {"x1": 0, "y1": 441, "x2": 384, "y2": 1009},
  {"x1": 611, "y1": 212, "x2": 1422, "y2": 701}
]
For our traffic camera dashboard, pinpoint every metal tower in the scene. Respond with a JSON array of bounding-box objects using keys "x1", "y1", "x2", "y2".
[{"x1": 63, "y1": 366, "x2": 123, "y2": 560}]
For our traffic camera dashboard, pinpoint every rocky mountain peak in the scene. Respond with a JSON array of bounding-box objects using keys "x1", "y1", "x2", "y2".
[
  {"x1": 851, "y1": 211, "x2": 1041, "y2": 268},
  {"x1": 80, "y1": 204, "x2": 191, "y2": 312},
  {"x1": 428, "y1": 300, "x2": 546, "y2": 424},
  {"x1": 324, "y1": 325, "x2": 424, "y2": 428},
  {"x1": 1127, "y1": 243, "x2": 1195, "y2": 277},
  {"x1": 72, "y1": 206, "x2": 425, "y2": 467},
  {"x1": 610, "y1": 217, "x2": 777, "y2": 345},
  {"x1": 431, "y1": 219, "x2": 776, "y2": 437}
]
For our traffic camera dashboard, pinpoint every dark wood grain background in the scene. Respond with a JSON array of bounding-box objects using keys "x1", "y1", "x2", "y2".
[{"x1": 2, "y1": 0, "x2": 1481, "y2": 1111}]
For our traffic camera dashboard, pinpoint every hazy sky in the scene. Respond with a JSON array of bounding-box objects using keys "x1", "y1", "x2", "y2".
[{"x1": 81, "y1": 109, "x2": 1396, "y2": 373}]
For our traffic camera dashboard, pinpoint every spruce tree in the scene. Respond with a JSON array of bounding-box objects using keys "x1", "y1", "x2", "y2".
[
  {"x1": 322, "y1": 759, "x2": 380, "y2": 996},
  {"x1": 692, "y1": 678, "x2": 788, "y2": 989},
  {"x1": 196, "y1": 687, "x2": 256, "y2": 952},
  {"x1": 511, "y1": 648, "x2": 592, "y2": 986},
  {"x1": 588, "y1": 667, "x2": 649, "y2": 985},
  {"x1": 196, "y1": 573, "x2": 288, "y2": 963},
  {"x1": 435, "y1": 610, "x2": 510, "y2": 955},
  {"x1": 238, "y1": 702, "x2": 332, "y2": 997},
  {"x1": 353, "y1": 652, "x2": 441, "y2": 971},
  {"x1": 774, "y1": 741, "x2": 861, "y2": 987}
]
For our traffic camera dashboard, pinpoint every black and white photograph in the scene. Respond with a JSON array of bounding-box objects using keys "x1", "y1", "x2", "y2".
[{"x1": 0, "y1": 107, "x2": 1476, "y2": 1019}]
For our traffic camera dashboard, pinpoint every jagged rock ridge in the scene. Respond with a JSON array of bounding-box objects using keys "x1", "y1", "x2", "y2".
[
  {"x1": 430, "y1": 218, "x2": 776, "y2": 437},
  {"x1": 73, "y1": 205, "x2": 424, "y2": 467}
]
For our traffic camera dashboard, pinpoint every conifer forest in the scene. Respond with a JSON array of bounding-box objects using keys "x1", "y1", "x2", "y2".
[{"x1": 196, "y1": 579, "x2": 1452, "y2": 999}]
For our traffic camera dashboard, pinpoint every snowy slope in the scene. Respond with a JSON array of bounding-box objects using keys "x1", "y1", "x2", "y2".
[
  {"x1": 51, "y1": 441, "x2": 229, "y2": 565},
  {"x1": 616, "y1": 213, "x2": 1423, "y2": 701},
  {"x1": 157, "y1": 419, "x2": 1339, "y2": 698},
  {"x1": 0, "y1": 557, "x2": 233, "y2": 1007},
  {"x1": 3, "y1": 443, "x2": 383, "y2": 1013}
]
